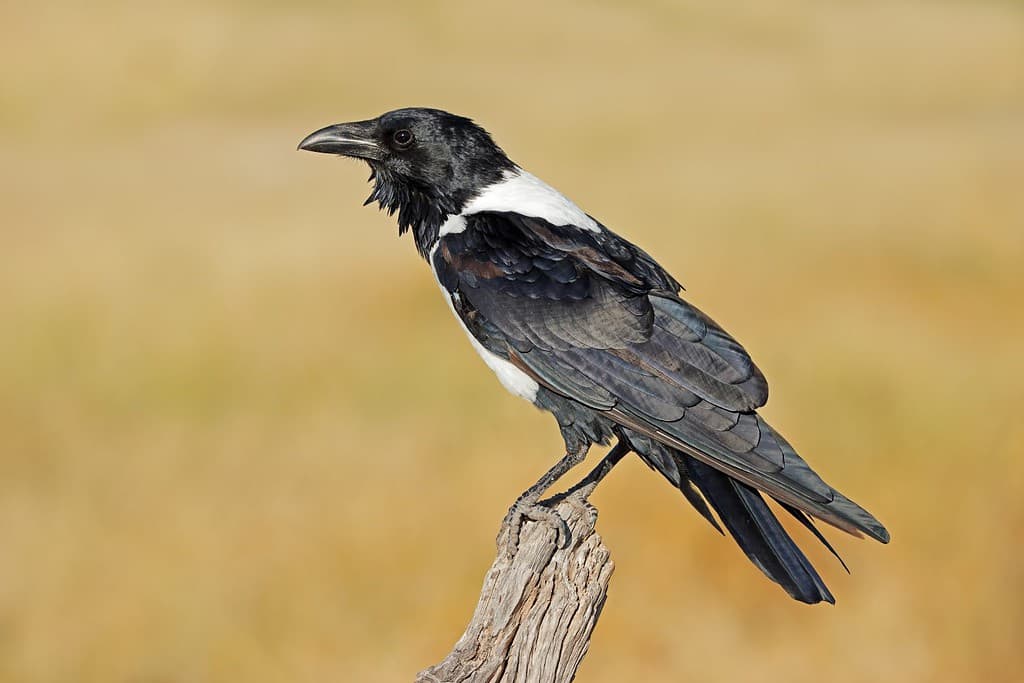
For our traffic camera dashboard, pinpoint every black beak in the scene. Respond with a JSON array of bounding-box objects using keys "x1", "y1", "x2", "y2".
[{"x1": 297, "y1": 120, "x2": 383, "y2": 160}]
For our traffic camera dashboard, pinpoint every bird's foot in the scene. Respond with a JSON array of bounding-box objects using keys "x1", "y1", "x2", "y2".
[
  {"x1": 555, "y1": 489, "x2": 598, "y2": 529},
  {"x1": 497, "y1": 497, "x2": 572, "y2": 556}
]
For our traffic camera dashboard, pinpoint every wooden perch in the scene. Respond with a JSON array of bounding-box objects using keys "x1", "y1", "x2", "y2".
[{"x1": 416, "y1": 495, "x2": 614, "y2": 683}]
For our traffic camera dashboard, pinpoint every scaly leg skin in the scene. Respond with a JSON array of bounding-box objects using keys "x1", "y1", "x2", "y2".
[
  {"x1": 547, "y1": 438, "x2": 632, "y2": 505},
  {"x1": 498, "y1": 443, "x2": 590, "y2": 555},
  {"x1": 540, "y1": 439, "x2": 633, "y2": 544}
]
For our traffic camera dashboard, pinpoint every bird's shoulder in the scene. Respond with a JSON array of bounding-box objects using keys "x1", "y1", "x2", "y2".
[
  {"x1": 429, "y1": 203, "x2": 770, "y2": 411},
  {"x1": 432, "y1": 209, "x2": 680, "y2": 299},
  {"x1": 430, "y1": 205, "x2": 686, "y2": 358}
]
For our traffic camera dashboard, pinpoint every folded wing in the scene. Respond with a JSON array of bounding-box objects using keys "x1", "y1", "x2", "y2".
[{"x1": 433, "y1": 211, "x2": 889, "y2": 544}]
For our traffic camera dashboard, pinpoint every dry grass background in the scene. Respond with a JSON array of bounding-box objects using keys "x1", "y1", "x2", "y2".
[{"x1": 2, "y1": 1, "x2": 1023, "y2": 681}]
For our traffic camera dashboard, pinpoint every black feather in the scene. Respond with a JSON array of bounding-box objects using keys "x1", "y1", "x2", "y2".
[{"x1": 685, "y1": 457, "x2": 835, "y2": 604}]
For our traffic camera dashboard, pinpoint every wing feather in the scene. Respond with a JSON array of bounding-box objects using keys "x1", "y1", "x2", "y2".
[{"x1": 434, "y1": 211, "x2": 888, "y2": 544}]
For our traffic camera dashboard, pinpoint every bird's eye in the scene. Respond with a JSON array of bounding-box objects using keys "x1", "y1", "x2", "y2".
[{"x1": 392, "y1": 129, "x2": 414, "y2": 149}]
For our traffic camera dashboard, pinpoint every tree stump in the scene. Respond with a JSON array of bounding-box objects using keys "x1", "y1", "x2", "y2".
[{"x1": 416, "y1": 495, "x2": 614, "y2": 683}]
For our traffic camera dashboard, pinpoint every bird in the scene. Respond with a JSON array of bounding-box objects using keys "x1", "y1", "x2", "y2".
[{"x1": 298, "y1": 107, "x2": 889, "y2": 604}]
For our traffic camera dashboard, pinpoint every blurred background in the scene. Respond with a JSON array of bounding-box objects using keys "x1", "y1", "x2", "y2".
[{"x1": 2, "y1": 1, "x2": 1022, "y2": 681}]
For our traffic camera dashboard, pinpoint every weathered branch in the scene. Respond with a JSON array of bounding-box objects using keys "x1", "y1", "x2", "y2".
[{"x1": 416, "y1": 495, "x2": 614, "y2": 683}]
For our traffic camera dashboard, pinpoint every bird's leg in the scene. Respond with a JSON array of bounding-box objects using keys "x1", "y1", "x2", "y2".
[
  {"x1": 545, "y1": 438, "x2": 632, "y2": 505},
  {"x1": 498, "y1": 442, "x2": 590, "y2": 554}
]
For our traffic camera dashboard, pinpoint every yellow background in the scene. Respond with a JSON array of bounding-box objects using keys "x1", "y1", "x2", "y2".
[{"x1": 3, "y1": 1, "x2": 1023, "y2": 681}]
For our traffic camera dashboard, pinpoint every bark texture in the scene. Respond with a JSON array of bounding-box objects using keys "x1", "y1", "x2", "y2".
[{"x1": 416, "y1": 496, "x2": 614, "y2": 683}]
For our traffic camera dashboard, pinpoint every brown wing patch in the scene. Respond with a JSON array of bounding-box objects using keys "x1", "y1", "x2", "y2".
[{"x1": 440, "y1": 241, "x2": 505, "y2": 279}]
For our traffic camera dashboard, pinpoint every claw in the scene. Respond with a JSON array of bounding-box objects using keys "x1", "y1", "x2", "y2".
[{"x1": 498, "y1": 499, "x2": 572, "y2": 555}]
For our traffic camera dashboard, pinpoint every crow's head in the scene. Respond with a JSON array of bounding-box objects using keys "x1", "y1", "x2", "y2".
[{"x1": 299, "y1": 108, "x2": 514, "y2": 248}]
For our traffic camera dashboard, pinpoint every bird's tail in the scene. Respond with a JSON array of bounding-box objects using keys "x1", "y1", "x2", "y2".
[
  {"x1": 627, "y1": 434, "x2": 841, "y2": 604},
  {"x1": 685, "y1": 456, "x2": 836, "y2": 604}
]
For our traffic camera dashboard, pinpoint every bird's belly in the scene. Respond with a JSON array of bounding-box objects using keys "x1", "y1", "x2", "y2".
[
  {"x1": 444, "y1": 301, "x2": 540, "y2": 402},
  {"x1": 430, "y1": 267, "x2": 539, "y2": 403},
  {"x1": 459, "y1": 323, "x2": 540, "y2": 402}
]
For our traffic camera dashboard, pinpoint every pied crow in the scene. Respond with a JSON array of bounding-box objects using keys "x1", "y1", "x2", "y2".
[{"x1": 298, "y1": 107, "x2": 889, "y2": 604}]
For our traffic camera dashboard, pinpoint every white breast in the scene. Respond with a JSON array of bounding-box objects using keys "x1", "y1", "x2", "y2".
[
  {"x1": 429, "y1": 247, "x2": 540, "y2": 402},
  {"x1": 443, "y1": 292, "x2": 540, "y2": 402}
]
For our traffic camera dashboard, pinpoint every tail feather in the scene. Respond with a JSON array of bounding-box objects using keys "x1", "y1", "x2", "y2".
[
  {"x1": 775, "y1": 499, "x2": 849, "y2": 574},
  {"x1": 686, "y1": 457, "x2": 835, "y2": 604},
  {"x1": 630, "y1": 432, "x2": 724, "y2": 534},
  {"x1": 680, "y1": 478, "x2": 724, "y2": 535},
  {"x1": 627, "y1": 431, "x2": 854, "y2": 604}
]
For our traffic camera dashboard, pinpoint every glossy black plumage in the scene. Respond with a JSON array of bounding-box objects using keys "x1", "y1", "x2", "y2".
[
  {"x1": 299, "y1": 107, "x2": 889, "y2": 604},
  {"x1": 430, "y1": 209, "x2": 887, "y2": 601}
]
